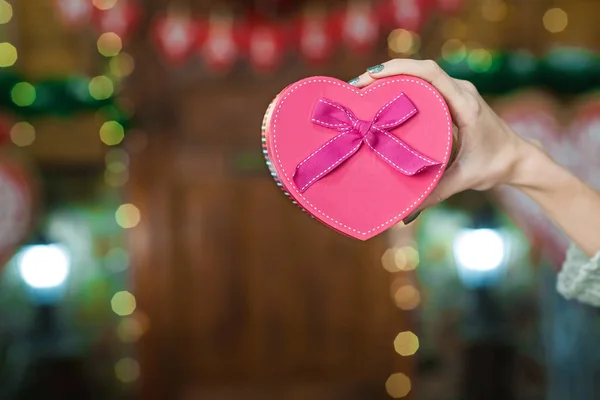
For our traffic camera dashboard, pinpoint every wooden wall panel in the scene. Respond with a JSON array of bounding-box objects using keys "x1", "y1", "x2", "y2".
[{"x1": 129, "y1": 138, "x2": 412, "y2": 399}]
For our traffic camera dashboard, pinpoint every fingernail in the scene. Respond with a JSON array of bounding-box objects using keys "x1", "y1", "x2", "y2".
[
  {"x1": 348, "y1": 77, "x2": 360, "y2": 86},
  {"x1": 403, "y1": 211, "x2": 421, "y2": 225},
  {"x1": 367, "y1": 64, "x2": 384, "y2": 74}
]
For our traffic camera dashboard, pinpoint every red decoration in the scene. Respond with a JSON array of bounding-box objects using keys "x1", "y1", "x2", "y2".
[
  {"x1": 296, "y1": 12, "x2": 337, "y2": 65},
  {"x1": 341, "y1": 2, "x2": 379, "y2": 53},
  {"x1": 0, "y1": 116, "x2": 11, "y2": 147},
  {"x1": 247, "y1": 23, "x2": 286, "y2": 73},
  {"x1": 54, "y1": 0, "x2": 93, "y2": 28},
  {"x1": 0, "y1": 154, "x2": 36, "y2": 270},
  {"x1": 53, "y1": 0, "x2": 453, "y2": 73},
  {"x1": 152, "y1": 14, "x2": 202, "y2": 65},
  {"x1": 379, "y1": 0, "x2": 429, "y2": 33},
  {"x1": 93, "y1": 0, "x2": 141, "y2": 41},
  {"x1": 436, "y1": 0, "x2": 465, "y2": 14},
  {"x1": 198, "y1": 14, "x2": 241, "y2": 72}
]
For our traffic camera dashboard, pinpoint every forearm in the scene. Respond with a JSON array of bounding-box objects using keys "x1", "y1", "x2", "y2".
[{"x1": 508, "y1": 141, "x2": 600, "y2": 258}]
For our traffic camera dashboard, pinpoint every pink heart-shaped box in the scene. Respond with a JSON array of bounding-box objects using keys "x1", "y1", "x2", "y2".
[{"x1": 262, "y1": 75, "x2": 453, "y2": 240}]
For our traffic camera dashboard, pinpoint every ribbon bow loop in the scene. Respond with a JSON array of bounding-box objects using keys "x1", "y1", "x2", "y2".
[{"x1": 293, "y1": 93, "x2": 442, "y2": 193}]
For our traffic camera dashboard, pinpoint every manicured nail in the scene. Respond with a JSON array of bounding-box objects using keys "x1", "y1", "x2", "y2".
[
  {"x1": 348, "y1": 77, "x2": 360, "y2": 86},
  {"x1": 367, "y1": 64, "x2": 384, "y2": 74},
  {"x1": 403, "y1": 211, "x2": 421, "y2": 225}
]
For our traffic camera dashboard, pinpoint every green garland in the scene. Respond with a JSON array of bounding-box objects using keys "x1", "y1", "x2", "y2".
[
  {"x1": 0, "y1": 69, "x2": 131, "y2": 127},
  {"x1": 438, "y1": 47, "x2": 600, "y2": 96}
]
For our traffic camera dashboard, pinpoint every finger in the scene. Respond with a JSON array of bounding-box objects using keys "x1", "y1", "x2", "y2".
[
  {"x1": 418, "y1": 164, "x2": 464, "y2": 211},
  {"x1": 347, "y1": 72, "x2": 376, "y2": 88},
  {"x1": 366, "y1": 59, "x2": 469, "y2": 122}
]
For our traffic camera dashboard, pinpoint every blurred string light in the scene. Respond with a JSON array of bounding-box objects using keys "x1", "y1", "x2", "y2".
[
  {"x1": 115, "y1": 203, "x2": 140, "y2": 228},
  {"x1": 97, "y1": 32, "x2": 123, "y2": 57},
  {"x1": 382, "y1": 246, "x2": 419, "y2": 272},
  {"x1": 387, "y1": 29, "x2": 420, "y2": 56},
  {"x1": 481, "y1": 0, "x2": 507, "y2": 22},
  {"x1": 10, "y1": 121, "x2": 35, "y2": 147},
  {"x1": 393, "y1": 284, "x2": 420, "y2": 310},
  {"x1": 104, "y1": 147, "x2": 130, "y2": 186},
  {"x1": 100, "y1": 120, "x2": 125, "y2": 145},
  {"x1": 393, "y1": 331, "x2": 419, "y2": 356},
  {"x1": 104, "y1": 247, "x2": 129, "y2": 272},
  {"x1": 117, "y1": 312, "x2": 149, "y2": 342},
  {"x1": 89, "y1": 75, "x2": 114, "y2": 100},
  {"x1": 0, "y1": 42, "x2": 17, "y2": 67},
  {"x1": 109, "y1": 53, "x2": 135, "y2": 78},
  {"x1": 111, "y1": 290, "x2": 136, "y2": 316},
  {"x1": 0, "y1": 0, "x2": 13, "y2": 24},
  {"x1": 467, "y1": 48, "x2": 493, "y2": 73},
  {"x1": 441, "y1": 39, "x2": 467, "y2": 63},
  {"x1": 385, "y1": 373, "x2": 411, "y2": 398},
  {"x1": 114, "y1": 357, "x2": 140, "y2": 383},
  {"x1": 543, "y1": 7, "x2": 568, "y2": 33},
  {"x1": 11, "y1": 82, "x2": 36, "y2": 107}
]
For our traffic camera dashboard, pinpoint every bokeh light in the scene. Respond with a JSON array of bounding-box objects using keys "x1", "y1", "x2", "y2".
[
  {"x1": 395, "y1": 246, "x2": 419, "y2": 271},
  {"x1": 387, "y1": 29, "x2": 420, "y2": 55},
  {"x1": 467, "y1": 48, "x2": 493, "y2": 72},
  {"x1": 393, "y1": 331, "x2": 419, "y2": 356},
  {"x1": 105, "y1": 147, "x2": 130, "y2": 168},
  {"x1": 105, "y1": 169, "x2": 129, "y2": 187},
  {"x1": 0, "y1": 0, "x2": 13, "y2": 24},
  {"x1": 97, "y1": 32, "x2": 123, "y2": 57},
  {"x1": 481, "y1": 0, "x2": 508, "y2": 22},
  {"x1": 100, "y1": 121, "x2": 125, "y2": 145},
  {"x1": 109, "y1": 53, "x2": 135, "y2": 78},
  {"x1": 10, "y1": 122, "x2": 35, "y2": 147},
  {"x1": 393, "y1": 284, "x2": 421, "y2": 310},
  {"x1": 93, "y1": 0, "x2": 118, "y2": 10},
  {"x1": 11, "y1": 82, "x2": 36, "y2": 107},
  {"x1": 441, "y1": 39, "x2": 467, "y2": 63},
  {"x1": 117, "y1": 315, "x2": 145, "y2": 342},
  {"x1": 543, "y1": 8, "x2": 568, "y2": 33},
  {"x1": 114, "y1": 357, "x2": 140, "y2": 383},
  {"x1": 115, "y1": 203, "x2": 140, "y2": 228},
  {"x1": 382, "y1": 248, "x2": 399, "y2": 272},
  {"x1": 0, "y1": 42, "x2": 18, "y2": 67},
  {"x1": 89, "y1": 76, "x2": 114, "y2": 100},
  {"x1": 104, "y1": 247, "x2": 129, "y2": 273},
  {"x1": 385, "y1": 373, "x2": 411, "y2": 398},
  {"x1": 111, "y1": 290, "x2": 137, "y2": 316}
]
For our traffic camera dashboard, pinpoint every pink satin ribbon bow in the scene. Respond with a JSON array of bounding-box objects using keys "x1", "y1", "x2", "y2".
[{"x1": 293, "y1": 94, "x2": 442, "y2": 193}]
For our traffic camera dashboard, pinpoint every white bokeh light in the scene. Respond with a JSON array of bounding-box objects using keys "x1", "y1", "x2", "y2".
[
  {"x1": 453, "y1": 229, "x2": 506, "y2": 272},
  {"x1": 18, "y1": 244, "x2": 70, "y2": 289}
]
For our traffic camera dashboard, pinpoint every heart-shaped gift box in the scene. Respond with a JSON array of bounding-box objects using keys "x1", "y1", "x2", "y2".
[{"x1": 262, "y1": 75, "x2": 454, "y2": 240}]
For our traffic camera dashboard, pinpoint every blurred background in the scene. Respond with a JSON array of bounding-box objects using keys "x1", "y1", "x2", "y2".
[{"x1": 1, "y1": 0, "x2": 600, "y2": 399}]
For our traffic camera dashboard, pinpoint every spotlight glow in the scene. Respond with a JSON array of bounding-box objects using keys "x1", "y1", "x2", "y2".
[
  {"x1": 18, "y1": 244, "x2": 70, "y2": 289},
  {"x1": 453, "y1": 228, "x2": 505, "y2": 271}
]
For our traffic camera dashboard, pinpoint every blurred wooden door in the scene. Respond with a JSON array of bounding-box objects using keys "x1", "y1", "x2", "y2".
[{"x1": 128, "y1": 135, "x2": 413, "y2": 400}]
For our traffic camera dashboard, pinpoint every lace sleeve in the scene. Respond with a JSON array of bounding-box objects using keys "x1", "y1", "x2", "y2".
[{"x1": 557, "y1": 243, "x2": 600, "y2": 307}]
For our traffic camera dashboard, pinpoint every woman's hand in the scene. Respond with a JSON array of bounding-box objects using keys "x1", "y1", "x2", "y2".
[
  {"x1": 350, "y1": 59, "x2": 535, "y2": 213},
  {"x1": 351, "y1": 59, "x2": 600, "y2": 258}
]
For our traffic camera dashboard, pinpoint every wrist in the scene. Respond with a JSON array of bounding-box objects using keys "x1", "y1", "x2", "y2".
[{"x1": 505, "y1": 136, "x2": 573, "y2": 193}]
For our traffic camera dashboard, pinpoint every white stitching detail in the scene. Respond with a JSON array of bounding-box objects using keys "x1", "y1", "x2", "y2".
[
  {"x1": 296, "y1": 127, "x2": 352, "y2": 168},
  {"x1": 299, "y1": 142, "x2": 362, "y2": 192},
  {"x1": 271, "y1": 78, "x2": 451, "y2": 236}
]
